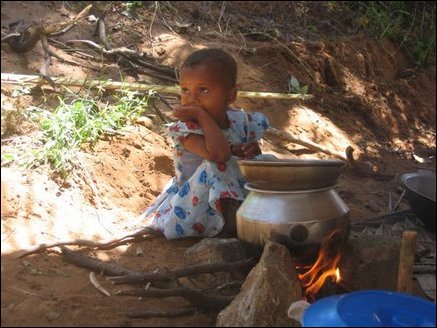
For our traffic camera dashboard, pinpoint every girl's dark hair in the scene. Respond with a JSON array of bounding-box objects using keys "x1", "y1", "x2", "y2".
[{"x1": 181, "y1": 48, "x2": 237, "y2": 87}]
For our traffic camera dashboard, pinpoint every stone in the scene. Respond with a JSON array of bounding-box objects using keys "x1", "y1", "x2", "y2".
[
  {"x1": 339, "y1": 234, "x2": 401, "y2": 291},
  {"x1": 184, "y1": 238, "x2": 247, "y2": 265},
  {"x1": 183, "y1": 238, "x2": 248, "y2": 290},
  {"x1": 216, "y1": 240, "x2": 302, "y2": 327}
]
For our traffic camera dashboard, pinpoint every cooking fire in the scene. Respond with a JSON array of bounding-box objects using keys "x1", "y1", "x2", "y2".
[{"x1": 295, "y1": 229, "x2": 345, "y2": 300}]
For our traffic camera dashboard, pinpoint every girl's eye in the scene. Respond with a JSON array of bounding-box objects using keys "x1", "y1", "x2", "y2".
[
  {"x1": 200, "y1": 88, "x2": 209, "y2": 94},
  {"x1": 181, "y1": 88, "x2": 189, "y2": 94}
]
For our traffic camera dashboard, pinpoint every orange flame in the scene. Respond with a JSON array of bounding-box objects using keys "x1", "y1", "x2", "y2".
[
  {"x1": 297, "y1": 230, "x2": 343, "y2": 300},
  {"x1": 335, "y1": 267, "x2": 341, "y2": 282}
]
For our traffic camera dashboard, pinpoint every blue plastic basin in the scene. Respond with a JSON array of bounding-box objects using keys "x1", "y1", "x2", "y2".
[{"x1": 302, "y1": 290, "x2": 436, "y2": 327}]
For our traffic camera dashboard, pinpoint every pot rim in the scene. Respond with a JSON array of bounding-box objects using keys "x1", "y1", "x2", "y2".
[
  {"x1": 401, "y1": 172, "x2": 436, "y2": 202},
  {"x1": 244, "y1": 183, "x2": 338, "y2": 193},
  {"x1": 238, "y1": 158, "x2": 345, "y2": 167}
]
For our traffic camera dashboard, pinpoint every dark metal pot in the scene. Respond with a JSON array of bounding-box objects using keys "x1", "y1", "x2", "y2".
[
  {"x1": 402, "y1": 172, "x2": 436, "y2": 231},
  {"x1": 236, "y1": 184, "x2": 350, "y2": 264}
]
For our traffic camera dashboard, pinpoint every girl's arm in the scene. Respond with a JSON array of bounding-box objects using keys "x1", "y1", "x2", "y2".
[{"x1": 174, "y1": 106, "x2": 231, "y2": 162}]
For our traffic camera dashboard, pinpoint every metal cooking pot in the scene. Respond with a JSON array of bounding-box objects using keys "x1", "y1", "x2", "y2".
[
  {"x1": 401, "y1": 171, "x2": 436, "y2": 231},
  {"x1": 236, "y1": 184, "x2": 350, "y2": 264},
  {"x1": 237, "y1": 159, "x2": 345, "y2": 191}
]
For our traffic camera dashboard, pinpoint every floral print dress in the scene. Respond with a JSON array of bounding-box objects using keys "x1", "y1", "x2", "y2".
[{"x1": 137, "y1": 109, "x2": 269, "y2": 239}]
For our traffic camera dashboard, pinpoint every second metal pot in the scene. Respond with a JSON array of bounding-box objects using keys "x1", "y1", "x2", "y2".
[{"x1": 237, "y1": 159, "x2": 345, "y2": 191}]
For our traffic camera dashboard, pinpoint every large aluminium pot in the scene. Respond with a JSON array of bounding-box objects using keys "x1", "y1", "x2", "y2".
[
  {"x1": 401, "y1": 171, "x2": 436, "y2": 231},
  {"x1": 236, "y1": 184, "x2": 350, "y2": 264}
]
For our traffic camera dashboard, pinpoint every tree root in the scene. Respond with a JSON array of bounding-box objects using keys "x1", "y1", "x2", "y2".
[
  {"x1": 2, "y1": 5, "x2": 92, "y2": 53},
  {"x1": 17, "y1": 227, "x2": 161, "y2": 258}
]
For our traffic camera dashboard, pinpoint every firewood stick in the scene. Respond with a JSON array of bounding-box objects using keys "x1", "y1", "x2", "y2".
[
  {"x1": 1, "y1": 32, "x2": 21, "y2": 42},
  {"x1": 60, "y1": 246, "x2": 140, "y2": 277},
  {"x1": 266, "y1": 127, "x2": 348, "y2": 161},
  {"x1": 57, "y1": 246, "x2": 254, "y2": 284},
  {"x1": 397, "y1": 230, "x2": 417, "y2": 294},
  {"x1": 108, "y1": 257, "x2": 255, "y2": 285},
  {"x1": 116, "y1": 286, "x2": 235, "y2": 311}
]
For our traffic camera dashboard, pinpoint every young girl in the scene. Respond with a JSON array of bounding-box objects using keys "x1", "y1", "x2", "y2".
[{"x1": 138, "y1": 48, "x2": 269, "y2": 239}]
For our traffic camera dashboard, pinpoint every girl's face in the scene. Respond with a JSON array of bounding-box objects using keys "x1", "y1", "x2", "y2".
[{"x1": 179, "y1": 63, "x2": 236, "y2": 122}]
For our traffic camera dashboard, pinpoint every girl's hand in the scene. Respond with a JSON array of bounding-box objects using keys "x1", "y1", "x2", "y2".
[
  {"x1": 172, "y1": 105, "x2": 205, "y2": 122},
  {"x1": 231, "y1": 142, "x2": 261, "y2": 159}
]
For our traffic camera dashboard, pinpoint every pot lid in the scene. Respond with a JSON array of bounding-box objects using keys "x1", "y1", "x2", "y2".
[{"x1": 238, "y1": 159, "x2": 345, "y2": 167}]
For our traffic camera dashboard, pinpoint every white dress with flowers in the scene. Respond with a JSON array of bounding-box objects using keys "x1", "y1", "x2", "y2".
[{"x1": 138, "y1": 109, "x2": 269, "y2": 239}]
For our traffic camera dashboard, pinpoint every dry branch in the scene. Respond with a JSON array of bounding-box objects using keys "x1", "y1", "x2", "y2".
[
  {"x1": 264, "y1": 127, "x2": 395, "y2": 181},
  {"x1": 1, "y1": 32, "x2": 21, "y2": 42},
  {"x1": 80, "y1": 13, "x2": 177, "y2": 83},
  {"x1": 59, "y1": 246, "x2": 140, "y2": 276},
  {"x1": 266, "y1": 126, "x2": 348, "y2": 161},
  {"x1": 116, "y1": 286, "x2": 235, "y2": 311},
  {"x1": 2, "y1": 5, "x2": 92, "y2": 53},
  {"x1": 48, "y1": 39, "x2": 96, "y2": 59},
  {"x1": 57, "y1": 247, "x2": 245, "y2": 311},
  {"x1": 67, "y1": 39, "x2": 141, "y2": 56},
  {"x1": 36, "y1": 245, "x2": 253, "y2": 285},
  {"x1": 39, "y1": 34, "x2": 56, "y2": 89},
  {"x1": 108, "y1": 257, "x2": 255, "y2": 285},
  {"x1": 89, "y1": 271, "x2": 111, "y2": 296},
  {"x1": 17, "y1": 228, "x2": 159, "y2": 258},
  {"x1": 47, "y1": 5, "x2": 93, "y2": 33}
]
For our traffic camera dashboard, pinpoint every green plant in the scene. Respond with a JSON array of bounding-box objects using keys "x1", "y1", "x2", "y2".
[
  {"x1": 11, "y1": 85, "x2": 32, "y2": 98},
  {"x1": 288, "y1": 76, "x2": 309, "y2": 96},
  {"x1": 122, "y1": 1, "x2": 143, "y2": 9},
  {"x1": 327, "y1": 1, "x2": 337, "y2": 13},
  {"x1": 1, "y1": 153, "x2": 15, "y2": 166},
  {"x1": 26, "y1": 88, "x2": 152, "y2": 179},
  {"x1": 333, "y1": 1, "x2": 436, "y2": 66},
  {"x1": 307, "y1": 24, "x2": 318, "y2": 33}
]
